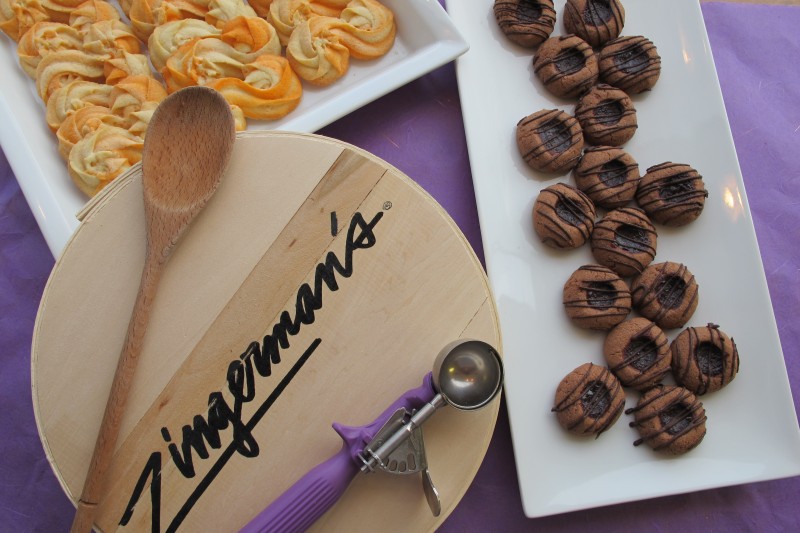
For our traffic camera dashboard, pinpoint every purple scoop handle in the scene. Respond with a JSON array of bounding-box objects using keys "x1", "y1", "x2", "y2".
[{"x1": 240, "y1": 373, "x2": 437, "y2": 533}]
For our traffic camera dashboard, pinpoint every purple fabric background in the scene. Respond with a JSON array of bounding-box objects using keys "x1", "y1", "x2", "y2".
[{"x1": 1, "y1": 2, "x2": 798, "y2": 531}]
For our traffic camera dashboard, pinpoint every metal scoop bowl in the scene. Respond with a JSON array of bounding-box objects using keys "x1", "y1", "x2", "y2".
[{"x1": 240, "y1": 339, "x2": 503, "y2": 533}]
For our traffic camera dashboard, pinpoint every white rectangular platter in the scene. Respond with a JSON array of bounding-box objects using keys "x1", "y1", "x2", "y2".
[
  {"x1": 0, "y1": 0, "x2": 468, "y2": 257},
  {"x1": 450, "y1": 0, "x2": 800, "y2": 518}
]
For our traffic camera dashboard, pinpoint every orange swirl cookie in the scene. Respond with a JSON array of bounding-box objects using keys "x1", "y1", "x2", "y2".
[
  {"x1": 56, "y1": 104, "x2": 123, "y2": 159},
  {"x1": 40, "y1": 0, "x2": 88, "y2": 23},
  {"x1": 68, "y1": 123, "x2": 143, "y2": 196},
  {"x1": 35, "y1": 49, "x2": 106, "y2": 101},
  {"x1": 81, "y1": 19, "x2": 141, "y2": 59},
  {"x1": 108, "y1": 75, "x2": 167, "y2": 134},
  {"x1": 45, "y1": 79, "x2": 113, "y2": 131},
  {"x1": 204, "y1": 0, "x2": 257, "y2": 29},
  {"x1": 103, "y1": 51, "x2": 152, "y2": 84},
  {"x1": 68, "y1": 0, "x2": 121, "y2": 32},
  {"x1": 17, "y1": 21, "x2": 83, "y2": 78},
  {"x1": 268, "y1": 0, "x2": 314, "y2": 45},
  {"x1": 148, "y1": 19, "x2": 221, "y2": 72},
  {"x1": 218, "y1": 16, "x2": 281, "y2": 62},
  {"x1": 328, "y1": 0, "x2": 395, "y2": 60},
  {"x1": 0, "y1": 0, "x2": 51, "y2": 41},
  {"x1": 204, "y1": 54, "x2": 302, "y2": 120},
  {"x1": 286, "y1": 16, "x2": 350, "y2": 86},
  {"x1": 163, "y1": 37, "x2": 248, "y2": 90}
]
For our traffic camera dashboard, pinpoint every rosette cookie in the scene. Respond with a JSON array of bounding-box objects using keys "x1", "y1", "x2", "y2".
[
  {"x1": 268, "y1": 0, "x2": 315, "y2": 45},
  {"x1": 0, "y1": 0, "x2": 50, "y2": 42},
  {"x1": 108, "y1": 75, "x2": 168, "y2": 135},
  {"x1": 68, "y1": 124, "x2": 144, "y2": 196},
  {"x1": 286, "y1": 16, "x2": 349, "y2": 86},
  {"x1": 17, "y1": 21, "x2": 83, "y2": 78},
  {"x1": 205, "y1": 0, "x2": 257, "y2": 29},
  {"x1": 162, "y1": 36, "x2": 249, "y2": 90},
  {"x1": 327, "y1": 0, "x2": 395, "y2": 60},
  {"x1": 218, "y1": 15, "x2": 281, "y2": 62},
  {"x1": 148, "y1": 19, "x2": 221, "y2": 72},
  {"x1": 68, "y1": 0, "x2": 121, "y2": 32},
  {"x1": 128, "y1": 0, "x2": 210, "y2": 40},
  {"x1": 56, "y1": 104, "x2": 124, "y2": 159},
  {"x1": 205, "y1": 54, "x2": 302, "y2": 120},
  {"x1": 81, "y1": 19, "x2": 142, "y2": 59},
  {"x1": 45, "y1": 79, "x2": 113, "y2": 131},
  {"x1": 40, "y1": 0, "x2": 90, "y2": 23},
  {"x1": 103, "y1": 51, "x2": 152, "y2": 84},
  {"x1": 35, "y1": 49, "x2": 105, "y2": 101}
]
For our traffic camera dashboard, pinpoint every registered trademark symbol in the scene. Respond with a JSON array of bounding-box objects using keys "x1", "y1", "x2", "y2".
[{"x1": 383, "y1": 201, "x2": 392, "y2": 210}]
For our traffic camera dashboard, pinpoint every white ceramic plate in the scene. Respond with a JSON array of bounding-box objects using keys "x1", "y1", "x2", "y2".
[
  {"x1": 451, "y1": 0, "x2": 800, "y2": 518},
  {"x1": 0, "y1": 0, "x2": 467, "y2": 257}
]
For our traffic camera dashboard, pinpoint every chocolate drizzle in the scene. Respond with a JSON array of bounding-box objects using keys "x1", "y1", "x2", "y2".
[
  {"x1": 637, "y1": 162, "x2": 708, "y2": 226},
  {"x1": 672, "y1": 323, "x2": 740, "y2": 395},
  {"x1": 599, "y1": 35, "x2": 661, "y2": 93},
  {"x1": 552, "y1": 363, "x2": 625, "y2": 437},
  {"x1": 631, "y1": 262, "x2": 699, "y2": 329},
  {"x1": 518, "y1": 109, "x2": 583, "y2": 172},
  {"x1": 574, "y1": 147, "x2": 640, "y2": 208},
  {"x1": 591, "y1": 207, "x2": 657, "y2": 276},
  {"x1": 563, "y1": 265, "x2": 631, "y2": 329},
  {"x1": 608, "y1": 319, "x2": 670, "y2": 388},
  {"x1": 575, "y1": 85, "x2": 638, "y2": 146},
  {"x1": 564, "y1": 0, "x2": 625, "y2": 47},
  {"x1": 534, "y1": 35, "x2": 598, "y2": 97},
  {"x1": 626, "y1": 385, "x2": 707, "y2": 453},
  {"x1": 535, "y1": 183, "x2": 595, "y2": 248},
  {"x1": 494, "y1": 0, "x2": 557, "y2": 48}
]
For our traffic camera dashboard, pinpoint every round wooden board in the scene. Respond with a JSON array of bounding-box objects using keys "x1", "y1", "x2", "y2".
[{"x1": 32, "y1": 131, "x2": 502, "y2": 532}]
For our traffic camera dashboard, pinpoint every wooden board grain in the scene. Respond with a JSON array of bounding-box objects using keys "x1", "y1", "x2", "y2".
[{"x1": 31, "y1": 131, "x2": 502, "y2": 532}]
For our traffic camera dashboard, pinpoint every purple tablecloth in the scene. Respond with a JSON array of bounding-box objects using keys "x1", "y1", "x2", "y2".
[{"x1": 2, "y1": 2, "x2": 798, "y2": 531}]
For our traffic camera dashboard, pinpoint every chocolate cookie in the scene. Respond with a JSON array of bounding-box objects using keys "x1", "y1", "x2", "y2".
[
  {"x1": 626, "y1": 385, "x2": 707, "y2": 455},
  {"x1": 532, "y1": 183, "x2": 596, "y2": 249},
  {"x1": 563, "y1": 264, "x2": 631, "y2": 330},
  {"x1": 573, "y1": 146, "x2": 640, "y2": 208},
  {"x1": 574, "y1": 84, "x2": 637, "y2": 146},
  {"x1": 672, "y1": 323, "x2": 740, "y2": 395},
  {"x1": 636, "y1": 162, "x2": 708, "y2": 226},
  {"x1": 493, "y1": 0, "x2": 557, "y2": 48},
  {"x1": 590, "y1": 207, "x2": 657, "y2": 277},
  {"x1": 552, "y1": 362, "x2": 625, "y2": 437},
  {"x1": 563, "y1": 0, "x2": 625, "y2": 48},
  {"x1": 533, "y1": 35, "x2": 599, "y2": 98},
  {"x1": 517, "y1": 109, "x2": 584, "y2": 173},
  {"x1": 603, "y1": 317, "x2": 671, "y2": 390},
  {"x1": 599, "y1": 35, "x2": 661, "y2": 94},
  {"x1": 631, "y1": 261, "x2": 699, "y2": 329}
]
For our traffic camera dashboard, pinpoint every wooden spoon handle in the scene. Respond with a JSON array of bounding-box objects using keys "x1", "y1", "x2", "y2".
[{"x1": 71, "y1": 253, "x2": 164, "y2": 532}]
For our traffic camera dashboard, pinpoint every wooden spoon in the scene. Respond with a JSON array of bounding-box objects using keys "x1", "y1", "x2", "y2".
[{"x1": 70, "y1": 86, "x2": 236, "y2": 532}]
